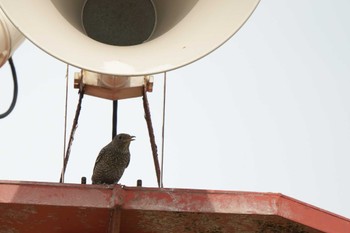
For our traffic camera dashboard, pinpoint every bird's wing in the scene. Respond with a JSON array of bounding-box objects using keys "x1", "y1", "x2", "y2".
[
  {"x1": 93, "y1": 146, "x2": 107, "y2": 168},
  {"x1": 126, "y1": 157, "x2": 130, "y2": 168}
]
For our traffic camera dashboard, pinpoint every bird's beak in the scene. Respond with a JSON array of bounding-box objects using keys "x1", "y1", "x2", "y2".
[{"x1": 129, "y1": 136, "x2": 136, "y2": 141}]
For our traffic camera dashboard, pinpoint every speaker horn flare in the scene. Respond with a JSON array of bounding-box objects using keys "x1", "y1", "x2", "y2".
[
  {"x1": 0, "y1": 8, "x2": 24, "y2": 67},
  {"x1": 0, "y1": 0, "x2": 260, "y2": 76}
]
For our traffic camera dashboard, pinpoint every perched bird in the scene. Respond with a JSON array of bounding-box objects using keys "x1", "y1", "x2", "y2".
[{"x1": 92, "y1": 133, "x2": 135, "y2": 184}]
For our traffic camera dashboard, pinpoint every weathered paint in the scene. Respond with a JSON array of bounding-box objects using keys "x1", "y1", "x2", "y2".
[
  {"x1": 120, "y1": 210, "x2": 322, "y2": 233},
  {"x1": 0, "y1": 180, "x2": 349, "y2": 233}
]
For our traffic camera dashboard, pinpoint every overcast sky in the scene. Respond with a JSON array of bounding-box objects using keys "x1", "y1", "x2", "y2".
[{"x1": 1, "y1": 1, "x2": 350, "y2": 219}]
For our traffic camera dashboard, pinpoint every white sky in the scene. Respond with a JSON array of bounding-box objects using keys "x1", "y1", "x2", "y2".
[{"x1": 1, "y1": 1, "x2": 350, "y2": 219}]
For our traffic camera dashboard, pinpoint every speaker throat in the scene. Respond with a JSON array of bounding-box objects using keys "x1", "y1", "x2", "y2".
[{"x1": 82, "y1": 0, "x2": 156, "y2": 46}]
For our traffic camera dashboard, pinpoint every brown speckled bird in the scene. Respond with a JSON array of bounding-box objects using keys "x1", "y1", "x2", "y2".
[{"x1": 92, "y1": 133, "x2": 135, "y2": 184}]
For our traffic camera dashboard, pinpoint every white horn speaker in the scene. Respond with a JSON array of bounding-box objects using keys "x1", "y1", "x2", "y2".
[
  {"x1": 0, "y1": 8, "x2": 24, "y2": 67},
  {"x1": 0, "y1": 0, "x2": 260, "y2": 76}
]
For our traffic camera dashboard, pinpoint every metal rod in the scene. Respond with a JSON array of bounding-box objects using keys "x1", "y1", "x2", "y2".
[
  {"x1": 61, "y1": 64, "x2": 69, "y2": 183},
  {"x1": 142, "y1": 86, "x2": 161, "y2": 187},
  {"x1": 160, "y1": 72, "x2": 167, "y2": 188},
  {"x1": 112, "y1": 100, "x2": 118, "y2": 139},
  {"x1": 59, "y1": 84, "x2": 85, "y2": 183}
]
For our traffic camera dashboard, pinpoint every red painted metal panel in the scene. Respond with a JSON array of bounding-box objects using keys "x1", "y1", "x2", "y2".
[
  {"x1": 0, "y1": 180, "x2": 349, "y2": 233},
  {"x1": 278, "y1": 195, "x2": 350, "y2": 233},
  {"x1": 120, "y1": 187, "x2": 350, "y2": 233},
  {"x1": 0, "y1": 181, "x2": 113, "y2": 207},
  {"x1": 0, "y1": 181, "x2": 114, "y2": 233},
  {"x1": 0, "y1": 203, "x2": 110, "y2": 233},
  {"x1": 121, "y1": 187, "x2": 280, "y2": 214}
]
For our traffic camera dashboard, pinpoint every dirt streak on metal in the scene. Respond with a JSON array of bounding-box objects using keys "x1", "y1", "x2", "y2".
[
  {"x1": 133, "y1": 211, "x2": 321, "y2": 233},
  {"x1": 0, "y1": 205, "x2": 38, "y2": 233},
  {"x1": 0, "y1": 205, "x2": 37, "y2": 222},
  {"x1": 124, "y1": 189, "x2": 278, "y2": 215},
  {"x1": 0, "y1": 226, "x2": 19, "y2": 233}
]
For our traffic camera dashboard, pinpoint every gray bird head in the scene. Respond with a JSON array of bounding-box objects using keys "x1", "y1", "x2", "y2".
[{"x1": 112, "y1": 133, "x2": 135, "y2": 151}]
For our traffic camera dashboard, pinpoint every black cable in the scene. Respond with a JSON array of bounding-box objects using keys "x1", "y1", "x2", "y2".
[
  {"x1": 0, "y1": 57, "x2": 18, "y2": 119},
  {"x1": 112, "y1": 100, "x2": 118, "y2": 139}
]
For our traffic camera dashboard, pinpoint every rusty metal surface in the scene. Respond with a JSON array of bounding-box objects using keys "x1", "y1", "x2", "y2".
[
  {"x1": 0, "y1": 180, "x2": 349, "y2": 233},
  {"x1": 0, "y1": 181, "x2": 116, "y2": 233},
  {"x1": 0, "y1": 204, "x2": 110, "y2": 233},
  {"x1": 120, "y1": 210, "x2": 321, "y2": 233}
]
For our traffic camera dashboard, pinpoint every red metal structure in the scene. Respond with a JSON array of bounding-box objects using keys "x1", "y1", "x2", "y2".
[{"x1": 0, "y1": 180, "x2": 349, "y2": 232}]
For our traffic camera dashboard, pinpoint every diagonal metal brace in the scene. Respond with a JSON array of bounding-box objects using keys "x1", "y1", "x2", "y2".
[
  {"x1": 142, "y1": 85, "x2": 161, "y2": 188},
  {"x1": 60, "y1": 83, "x2": 85, "y2": 183}
]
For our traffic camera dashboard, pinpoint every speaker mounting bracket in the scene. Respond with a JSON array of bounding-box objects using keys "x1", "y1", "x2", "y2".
[{"x1": 74, "y1": 70, "x2": 153, "y2": 100}]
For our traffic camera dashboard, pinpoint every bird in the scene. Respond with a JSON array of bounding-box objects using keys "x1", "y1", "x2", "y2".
[{"x1": 92, "y1": 133, "x2": 135, "y2": 184}]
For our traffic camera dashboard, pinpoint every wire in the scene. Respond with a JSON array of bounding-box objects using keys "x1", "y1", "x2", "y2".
[
  {"x1": 160, "y1": 72, "x2": 167, "y2": 188},
  {"x1": 0, "y1": 57, "x2": 18, "y2": 119},
  {"x1": 61, "y1": 64, "x2": 70, "y2": 183}
]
